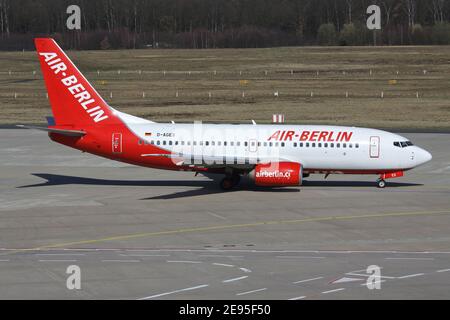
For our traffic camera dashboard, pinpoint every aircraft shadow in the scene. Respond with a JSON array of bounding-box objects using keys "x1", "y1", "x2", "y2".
[
  {"x1": 302, "y1": 180, "x2": 422, "y2": 187},
  {"x1": 19, "y1": 173, "x2": 300, "y2": 200}
]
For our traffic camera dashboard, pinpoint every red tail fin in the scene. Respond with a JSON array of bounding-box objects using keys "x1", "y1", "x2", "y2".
[{"x1": 35, "y1": 38, "x2": 119, "y2": 126}]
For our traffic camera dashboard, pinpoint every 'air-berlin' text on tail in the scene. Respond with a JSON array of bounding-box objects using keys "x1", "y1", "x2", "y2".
[{"x1": 35, "y1": 38, "x2": 120, "y2": 127}]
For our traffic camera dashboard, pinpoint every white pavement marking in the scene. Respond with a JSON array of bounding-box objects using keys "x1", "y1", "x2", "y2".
[
  {"x1": 101, "y1": 259, "x2": 140, "y2": 263},
  {"x1": 120, "y1": 254, "x2": 169, "y2": 257},
  {"x1": 138, "y1": 284, "x2": 209, "y2": 300},
  {"x1": 39, "y1": 259, "x2": 78, "y2": 262},
  {"x1": 348, "y1": 267, "x2": 383, "y2": 273},
  {"x1": 205, "y1": 211, "x2": 227, "y2": 220},
  {"x1": 331, "y1": 277, "x2": 364, "y2": 284},
  {"x1": 359, "y1": 280, "x2": 386, "y2": 286},
  {"x1": 236, "y1": 288, "x2": 267, "y2": 296},
  {"x1": 346, "y1": 273, "x2": 396, "y2": 279},
  {"x1": 223, "y1": 276, "x2": 248, "y2": 283},
  {"x1": 398, "y1": 273, "x2": 425, "y2": 279},
  {"x1": 0, "y1": 259, "x2": 10, "y2": 262},
  {"x1": 436, "y1": 269, "x2": 450, "y2": 273},
  {"x1": 212, "y1": 263, "x2": 235, "y2": 267},
  {"x1": 239, "y1": 267, "x2": 252, "y2": 273},
  {"x1": 200, "y1": 255, "x2": 244, "y2": 258},
  {"x1": 276, "y1": 256, "x2": 326, "y2": 259},
  {"x1": 36, "y1": 253, "x2": 85, "y2": 256},
  {"x1": 293, "y1": 276, "x2": 324, "y2": 284},
  {"x1": 385, "y1": 257, "x2": 435, "y2": 261},
  {"x1": 322, "y1": 288, "x2": 346, "y2": 294},
  {"x1": 288, "y1": 296, "x2": 306, "y2": 300},
  {"x1": 167, "y1": 260, "x2": 202, "y2": 264}
]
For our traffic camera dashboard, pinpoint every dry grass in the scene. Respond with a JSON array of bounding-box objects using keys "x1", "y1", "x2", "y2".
[{"x1": 1, "y1": 46, "x2": 450, "y2": 129}]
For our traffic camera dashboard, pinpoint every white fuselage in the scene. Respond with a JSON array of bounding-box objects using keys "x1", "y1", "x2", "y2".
[{"x1": 120, "y1": 113, "x2": 432, "y2": 173}]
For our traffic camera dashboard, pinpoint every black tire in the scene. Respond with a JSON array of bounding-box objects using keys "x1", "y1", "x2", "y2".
[
  {"x1": 377, "y1": 179, "x2": 386, "y2": 188},
  {"x1": 232, "y1": 174, "x2": 241, "y2": 186},
  {"x1": 220, "y1": 177, "x2": 234, "y2": 190}
]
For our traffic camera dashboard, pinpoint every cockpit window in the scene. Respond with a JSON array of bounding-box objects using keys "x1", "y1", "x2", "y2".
[{"x1": 394, "y1": 141, "x2": 414, "y2": 148}]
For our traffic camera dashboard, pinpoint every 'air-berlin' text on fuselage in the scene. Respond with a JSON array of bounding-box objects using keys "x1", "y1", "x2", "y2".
[
  {"x1": 268, "y1": 130, "x2": 353, "y2": 142},
  {"x1": 39, "y1": 52, "x2": 108, "y2": 123}
]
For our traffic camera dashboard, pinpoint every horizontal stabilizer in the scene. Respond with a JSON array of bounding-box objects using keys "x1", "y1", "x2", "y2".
[{"x1": 16, "y1": 125, "x2": 86, "y2": 137}]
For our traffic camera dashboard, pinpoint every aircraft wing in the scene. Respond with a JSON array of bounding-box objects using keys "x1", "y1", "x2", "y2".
[{"x1": 141, "y1": 152, "x2": 293, "y2": 169}]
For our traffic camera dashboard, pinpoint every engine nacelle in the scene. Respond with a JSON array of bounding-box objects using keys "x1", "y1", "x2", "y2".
[{"x1": 248, "y1": 162, "x2": 303, "y2": 186}]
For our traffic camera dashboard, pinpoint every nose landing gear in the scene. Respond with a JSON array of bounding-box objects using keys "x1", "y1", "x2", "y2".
[{"x1": 376, "y1": 178, "x2": 386, "y2": 188}]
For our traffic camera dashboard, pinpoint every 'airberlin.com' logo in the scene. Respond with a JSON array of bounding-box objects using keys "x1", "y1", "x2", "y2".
[{"x1": 256, "y1": 170, "x2": 291, "y2": 179}]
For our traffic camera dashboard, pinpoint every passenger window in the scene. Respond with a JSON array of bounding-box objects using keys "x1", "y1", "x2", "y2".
[
  {"x1": 244, "y1": 141, "x2": 248, "y2": 147},
  {"x1": 312, "y1": 143, "x2": 316, "y2": 147},
  {"x1": 343, "y1": 143, "x2": 346, "y2": 148},
  {"x1": 175, "y1": 141, "x2": 178, "y2": 145},
  {"x1": 275, "y1": 142, "x2": 279, "y2": 147},
  {"x1": 211, "y1": 141, "x2": 215, "y2": 146},
  {"x1": 205, "y1": 141, "x2": 209, "y2": 146},
  {"x1": 349, "y1": 143, "x2": 352, "y2": 148},
  {"x1": 138, "y1": 140, "x2": 143, "y2": 145},
  {"x1": 324, "y1": 143, "x2": 328, "y2": 148},
  {"x1": 264, "y1": 142, "x2": 267, "y2": 147},
  {"x1": 230, "y1": 142, "x2": 234, "y2": 146},
  {"x1": 224, "y1": 141, "x2": 227, "y2": 146},
  {"x1": 236, "y1": 141, "x2": 240, "y2": 146},
  {"x1": 330, "y1": 143, "x2": 334, "y2": 148},
  {"x1": 169, "y1": 141, "x2": 172, "y2": 145},
  {"x1": 300, "y1": 142, "x2": 303, "y2": 147},
  {"x1": 187, "y1": 141, "x2": 191, "y2": 146},
  {"x1": 251, "y1": 142, "x2": 255, "y2": 146},
  {"x1": 269, "y1": 142, "x2": 273, "y2": 147},
  {"x1": 193, "y1": 141, "x2": 197, "y2": 146},
  {"x1": 337, "y1": 143, "x2": 340, "y2": 148},
  {"x1": 294, "y1": 142, "x2": 297, "y2": 147},
  {"x1": 281, "y1": 142, "x2": 285, "y2": 147},
  {"x1": 306, "y1": 143, "x2": 309, "y2": 147},
  {"x1": 258, "y1": 142, "x2": 261, "y2": 146},
  {"x1": 318, "y1": 143, "x2": 322, "y2": 147},
  {"x1": 181, "y1": 141, "x2": 185, "y2": 145},
  {"x1": 157, "y1": 141, "x2": 160, "y2": 145},
  {"x1": 163, "y1": 141, "x2": 167, "y2": 145},
  {"x1": 355, "y1": 143, "x2": 359, "y2": 148},
  {"x1": 151, "y1": 140, "x2": 154, "y2": 145},
  {"x1": 218, "y1": 141, "x2": 221, "y2": 146}
]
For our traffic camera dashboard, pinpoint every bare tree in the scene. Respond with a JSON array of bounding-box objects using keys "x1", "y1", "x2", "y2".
[
  {"x1": 345, "y1": 0, "x2": 353, "y2": 24},
  {"x1": 431, "y1": 0, "x2": 444, "y2": 24},
  {"x1": 403, "y1": 0, "x2": 416, "y2": 29}
]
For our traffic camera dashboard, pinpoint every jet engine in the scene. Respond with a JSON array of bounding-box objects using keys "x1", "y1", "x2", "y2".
[{"x1": 248, "y1": 162, "x2": 302, "y2": 186}]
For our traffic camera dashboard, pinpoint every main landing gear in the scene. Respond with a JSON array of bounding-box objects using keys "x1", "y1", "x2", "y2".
[{"x1": 220, "y1": 174, "x2": 241, "y2": 190}]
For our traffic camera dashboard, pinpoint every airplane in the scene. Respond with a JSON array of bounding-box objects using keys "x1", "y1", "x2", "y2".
[{"x1": 20, "y1": 38, "x2": 432, "y2": 190}]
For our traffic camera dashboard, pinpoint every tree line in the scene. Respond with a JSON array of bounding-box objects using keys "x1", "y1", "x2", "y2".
[{"x1": 1, "y1": 0, "x2": 450, "y2": 50}]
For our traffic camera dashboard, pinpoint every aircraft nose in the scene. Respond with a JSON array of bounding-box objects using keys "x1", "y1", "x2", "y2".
[{"x1": 416, "y1": 148, "x2": 432, "y2": 166}]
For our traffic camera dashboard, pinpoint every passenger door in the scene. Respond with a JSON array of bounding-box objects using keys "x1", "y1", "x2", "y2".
[{"x1": 370, "y1": 136, "x2": 380, "y2": 158}]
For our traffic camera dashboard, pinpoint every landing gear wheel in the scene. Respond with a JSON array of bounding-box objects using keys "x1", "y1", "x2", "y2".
[
  {"x1": 377, "y1": 179, "x2": 386, "y2": 188},
  {"x1": 220, "y1": 174, "x2": 241, "y2": 190},
  {"x1": 220, "y1": 177, "x2": 234, "y2": 190},
  {"x1": 232, "y1": 174, "x2": 241, "y2": 186}
]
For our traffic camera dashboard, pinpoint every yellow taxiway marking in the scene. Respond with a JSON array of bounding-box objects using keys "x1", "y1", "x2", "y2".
[{"x1": 1, "y1": 209, "x2": 450, "y2": 256}]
